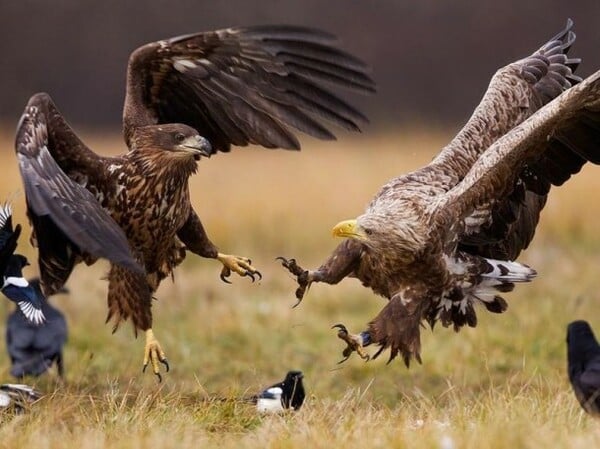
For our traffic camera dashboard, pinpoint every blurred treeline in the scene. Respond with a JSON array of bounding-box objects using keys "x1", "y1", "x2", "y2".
[{"x1": 1, "y1": 0, "x2": 599, "y2": 131}]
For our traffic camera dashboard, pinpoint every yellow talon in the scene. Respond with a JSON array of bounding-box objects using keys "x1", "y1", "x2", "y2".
[
  {"x1": 217, "y1": 253, "x2": 262, "y2": 283},
  {"x1": 142, "y1": 329, "x2": 169, "y2": 382}
]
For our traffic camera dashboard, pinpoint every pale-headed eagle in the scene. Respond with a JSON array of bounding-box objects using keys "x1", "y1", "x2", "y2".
[
  {"x1": 14, "y1": 25, "x2": 375, "y2": 380},
  {"x1": 279, "y1": 20, "x2": 600, "y2": 366}
]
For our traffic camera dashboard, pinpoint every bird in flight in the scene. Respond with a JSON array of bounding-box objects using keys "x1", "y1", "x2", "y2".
[
  {"x1": 14, "y1": 25, "x2": 375, "y2": 380},
  {"x1": 1, "y1": 203, "x2": 45, "y2": 325},
  {"x1": 279, "y1": 19, "x2": 600, "y2": 366}
]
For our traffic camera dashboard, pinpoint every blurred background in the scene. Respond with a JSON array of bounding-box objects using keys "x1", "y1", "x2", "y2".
[{"x1": 1, "y1": 0, "x2": 600, "y2": 131}]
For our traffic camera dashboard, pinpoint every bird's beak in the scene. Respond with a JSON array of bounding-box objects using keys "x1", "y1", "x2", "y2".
[
  {"x1": 332, "y1": 219, "x2": 366, "y2": 240},
  {"x1": 179, "y1": 135, "x2": 212, "y2": 159}
]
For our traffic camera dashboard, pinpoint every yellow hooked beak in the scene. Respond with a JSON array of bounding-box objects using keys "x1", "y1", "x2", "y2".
[{"x1": 332, "y1": 219, "x2": 366, "y2": 240}]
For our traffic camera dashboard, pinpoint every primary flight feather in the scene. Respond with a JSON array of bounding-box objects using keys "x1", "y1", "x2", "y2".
[
  {"x1": 279, "y1": 19, "x2": 600, "y2": 366},
  {"x1": 14, "y1": 25, "x2": 374, "y2": 380}
]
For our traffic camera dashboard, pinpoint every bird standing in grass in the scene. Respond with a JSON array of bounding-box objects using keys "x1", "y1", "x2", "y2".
[
  {"x1": 6, "y1": 278, "x2": 68, "y2": 379},
  {"x1": 254, "y1": 370, "x2": 305, "y2": 413},
  {"x1": 1, "y1": 203, "x2": 45, "y2": 325},
  {"x1": 567, "y1": 320, "x2": 600, "y2": 415}
]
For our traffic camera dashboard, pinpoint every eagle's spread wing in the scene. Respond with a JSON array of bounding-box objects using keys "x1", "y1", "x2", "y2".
[
  {"x1": 435, "y1": 70, "x2": 600, "y2": 255},
  {"x1": 123, "y1": 25, "x2": 375, "y2": 152},
  {"x1": 15, "y1": 93, "x2": 142, "y2": 294}
]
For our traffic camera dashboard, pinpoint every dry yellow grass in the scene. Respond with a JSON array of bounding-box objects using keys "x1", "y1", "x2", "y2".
[{"x1": 0, "y1": 127, "x2": 599, "y2": 448}]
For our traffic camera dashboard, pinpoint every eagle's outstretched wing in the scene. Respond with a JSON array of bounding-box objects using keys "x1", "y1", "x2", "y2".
[
  {"x1": 435, "y1": 70, "x2": 600, "y2": 252},
  {"x1": 123, "y1": 25, "x2": 375, "y2": 152},
  {"x1": 15, "y1": 93, "x2": 142, "y2": 294}
]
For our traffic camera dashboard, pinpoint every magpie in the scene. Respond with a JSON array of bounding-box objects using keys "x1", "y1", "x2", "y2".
[
  {"x1": 6, "y1": 278, "x2": 68, "y2": 378},
  {"x1": 567, "y1": 320, "x2": 600, "y2": 414},
  {"x1": 0, "y1": 202, "x2": 45, "y2": 325},
  {"x1": 0, "y1": 383, "x2": 42, "y2": 413},
  {"x1": 254, "y1": 370, "x2": 305, "y2": 413}
]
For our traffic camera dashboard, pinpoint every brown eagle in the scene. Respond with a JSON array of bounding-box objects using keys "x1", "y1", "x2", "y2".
[
  {"x1": 279, "y1": 19, "x2": 600, "y2": 366},
  {"x1": 14, "y1": 25, "x2": 375, "y2": 380}
]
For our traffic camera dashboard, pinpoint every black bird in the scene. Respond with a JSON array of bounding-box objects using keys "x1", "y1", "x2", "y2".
[
  {"x1": 254, "y1": 370, "x2": 305, "y2": 413},
  {"x1": 0, "y1": 383, "x2": 42, "y2": 413},
  {"x1": 567, "y1": 320, "x2": 600, "y2": 414},
  {"x1": 0, "y1": 203, "x2": 45, "y2": 325},
  {"x1": 6, "y1": 279, "x2": 68, "y2": 378}
]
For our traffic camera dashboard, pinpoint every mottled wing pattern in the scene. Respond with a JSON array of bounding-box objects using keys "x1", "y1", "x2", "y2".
[
  {"x1": 453, "y1": 20, "x2": 596, "y2": 259},
  {"x1": 0, "y1": 203, "x2": 21, "y2": 277},
  {"x1": 436, "y1": 70, "x2": 600, "y2": 246},
  {"x1": 15, "y1": 93, "x2": 142, "y2": 294},
  {"x1": 123, "y1": 25, "x2": 375, "y2": 152}
]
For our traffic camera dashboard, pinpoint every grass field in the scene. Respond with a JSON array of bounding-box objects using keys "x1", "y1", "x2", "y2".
[{"x1": 0, "y1": 127, "x2": 599, "y2": 448}]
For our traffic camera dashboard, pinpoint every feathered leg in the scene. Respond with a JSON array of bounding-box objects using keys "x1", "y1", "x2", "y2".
[
  {"x1": 106, "y1": 263, "x2": 169, "y2": 381},
  {"x1": 277, "y1": 240, "x2": 362, "y2": 307}
]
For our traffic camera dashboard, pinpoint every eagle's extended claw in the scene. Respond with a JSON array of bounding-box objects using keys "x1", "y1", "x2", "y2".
[
  {"x1": 276, "y1": 257, "x2": 312, "y2": 306},
  {"x1": 143, "y1": 329, "x2": 169, "y2": 382},
  {"x1": 217, "y1": 253, "x2": 261, "y2": 284},
  {"x1": 332, "y1": 324, "x2": 370, "y2": 364}
]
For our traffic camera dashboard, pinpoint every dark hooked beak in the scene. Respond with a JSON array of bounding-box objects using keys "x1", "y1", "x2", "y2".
[{"x1": 180, "y1": 135, "x2": 212, "y2": 159}]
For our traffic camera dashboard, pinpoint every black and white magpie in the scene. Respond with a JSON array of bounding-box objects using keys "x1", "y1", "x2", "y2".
[
  {"x1": 6, "y1": 278, "x2": 68, "y2": 378},
  {"x1": 254, "y1": 370, "x2": 305, "y2": 413},
  {"x1": 567, "y1": 320, "x2": 600, "y2": 415},
  {"x1": 0, "y1": 383, "x2": 42, "y2": 413},
  {"x1": 0, "y1": 203, "x2": 45, "y2": 325}
]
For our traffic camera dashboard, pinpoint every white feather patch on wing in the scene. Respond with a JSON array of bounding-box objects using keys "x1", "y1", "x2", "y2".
[
  {"x1": 4, "y1": 276, "x2": 29, "y2": 288},
  {"x1": 17, "y1": 301, "x2": 45, "y2": 325},
  {"x1": 256, "y1": 387, "x2": 284, "y2": 413},
  {"x1": 0, "y1": 202, "x2": 12, "y2": 229}
]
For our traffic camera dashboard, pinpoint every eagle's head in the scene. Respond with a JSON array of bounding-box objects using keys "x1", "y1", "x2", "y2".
[
  {"x1": 131, "y1": 124, "x2": 212, "y2": 160},
  {"x1": 332, "y1": 210, "x2": 426, "y2": 259}
]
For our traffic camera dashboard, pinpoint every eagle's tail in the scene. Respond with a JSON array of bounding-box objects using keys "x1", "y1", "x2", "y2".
[{"x1": 473, "y1": 258, "x2": 536, "y2": 313}]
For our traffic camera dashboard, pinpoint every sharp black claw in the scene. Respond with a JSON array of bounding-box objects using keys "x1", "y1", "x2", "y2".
[
  {"x1": 142, "y1": 363, "x2": 148, "y2": 374},
  {"x1": 161, "y1": 359, "x2": 170, "y2": 372},
  {"x1": 220, "y1": 273, "x2": 232, "y2": 284},
  {"x1": 246, "y1": 271, "x2": 256, "y2": 282},
  {"x1": 255, "y1": 271, "x2": 262, "y2": 281},
  {"x1": 156, "y1": 372, "x2": 162, "y2": 383},
  {"x1": 292, "y1": 297, "x2": 302, "y2": 309},
  {"x1": 337, "y1": 356, "x2": 350, "y2": 365},
  {"x1": 331, "y1": 323, "x2": 348, "y2": 332}
]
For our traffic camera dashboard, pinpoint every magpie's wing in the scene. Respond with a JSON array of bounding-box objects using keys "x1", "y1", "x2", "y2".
[
  {"x1": 123, "y1": 25, "x2": 375, "y2": 152},
  {"x1": 0, "y1": 204, "x2": 21, "y2": 277},
  {"x1": 257, "y1": 386, "x2": 283, "y2": 400}
]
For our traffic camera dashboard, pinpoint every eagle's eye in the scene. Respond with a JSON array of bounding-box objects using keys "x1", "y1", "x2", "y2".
[
  {"x1": 364, "y1": 228, "x2": 373, "y2": 236},
  {"x1": 175, "y1": 133, "x2": 186, "y2": 143}
]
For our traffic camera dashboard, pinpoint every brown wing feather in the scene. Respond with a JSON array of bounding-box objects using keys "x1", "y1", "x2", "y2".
[
  {"x1": 15, "y1": 93, "x2": 142, "y2": 294},
  {"x1": 123, "y1": 25, "x2": 375, "y2": 152},
  {"x1": 430, "y1": 19, "x2": 580, "y2": 189},
  {"x1": 435, "y1": 70, "x2": 600, "y2": 246}
]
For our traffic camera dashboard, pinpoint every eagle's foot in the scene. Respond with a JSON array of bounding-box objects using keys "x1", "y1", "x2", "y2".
[
  {"x1": 276, "y1": 257, "x2": 312, "y2": 307},
  {"x1": 331, "y1": 324, "x2": 370, "y2": 364},
  {"x1": 217, "y1": 253, "x2": 262, "y2": 284},
  {"x1": 142, "y1": 329, "x2": 170, "y2": 382}
]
